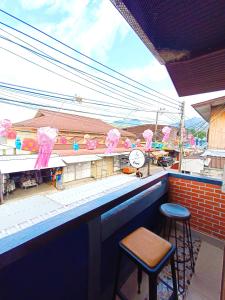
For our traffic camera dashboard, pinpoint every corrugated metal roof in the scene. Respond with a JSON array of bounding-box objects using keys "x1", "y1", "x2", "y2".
[{"x1": 0, "y1": 154, "x2": 65, "y2": 174}]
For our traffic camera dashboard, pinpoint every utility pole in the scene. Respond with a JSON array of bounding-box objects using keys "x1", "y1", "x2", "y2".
[
  {"x1": 178, "y1": 101, "x2": 185, "y2": 172},
  {"x1": 154, "y1": 108, "x2": 165, "y2": 142}
]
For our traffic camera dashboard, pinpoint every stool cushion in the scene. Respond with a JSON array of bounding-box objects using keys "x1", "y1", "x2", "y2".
[
  {"x1": 160, "y1": 203, "x2": 191, "y2": 220},
  {"x1": 121, "y1": 227, "x2": 172, "y2": 268}
]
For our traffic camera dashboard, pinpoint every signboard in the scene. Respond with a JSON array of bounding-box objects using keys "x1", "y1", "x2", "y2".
[{"x1": 129, "y1": 149, "x2": 145, "y2": 168}]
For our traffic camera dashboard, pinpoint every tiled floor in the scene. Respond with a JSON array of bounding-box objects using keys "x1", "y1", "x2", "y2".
[{"x1": 116, "y1": 238, "x2": 224, "y2": 300}]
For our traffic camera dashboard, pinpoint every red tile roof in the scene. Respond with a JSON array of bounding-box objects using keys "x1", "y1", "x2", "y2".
[{"x1": 14, "y1": 110, "x2": 135, "y2": 137}]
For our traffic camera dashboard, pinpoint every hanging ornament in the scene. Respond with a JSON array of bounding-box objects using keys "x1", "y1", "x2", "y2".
[
  {"x1": 7, "y1": 129, "x2": 17, "y2": 139},
  {"x1": 73, "y1": 142, "x2": 79, "y2": 151},
  {"x1": 136, "y1": 139, "x2": 141, "y2": 147},
  {"x1": 143, "y1": 129, "x2": 153, "y2": 151},
  {"x1": 15, "y1": 137, "x2": 22, "y2": 150},
  {"x1": 86, "y1": 139, "x2": 98, "y2": 150},
  {"x1": 0, "y1": 119, "x2": 12, "y2": 137},
  {"x1": 188, "y1": 134, "x2": 195, "y2": 147},
  {"x1": 59, "y1": 136, "x2": 67, "y2": 144},
  {"x1": 22, "y1": 138, "x2": 38, "y2": 152},
  {"x1": 162, "y1": 126, "x2": 171, "y2": 142},
  {"x1": 124, "y1": 138, "x2": 132, "y2": 149},
  {"x1": 105, "y1": 128, "x2": 121, "y2": 154},
  {"x1": 35, "y1": 127, "x2": 58, "y2": 169}
]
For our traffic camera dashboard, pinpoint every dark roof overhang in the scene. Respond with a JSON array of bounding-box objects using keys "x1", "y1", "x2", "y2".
[{"x1": 111, "y1": 0, "x2": 225, "y2": 96}]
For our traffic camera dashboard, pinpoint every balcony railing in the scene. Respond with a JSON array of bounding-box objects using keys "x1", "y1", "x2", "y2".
[{"x1": 0, "y1": 171, "x2": 224, "y2": 300}]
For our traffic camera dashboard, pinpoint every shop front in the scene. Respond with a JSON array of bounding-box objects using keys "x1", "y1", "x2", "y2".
[{"x1": 0, "y1": 154, "x2": 65, "y2": 203}]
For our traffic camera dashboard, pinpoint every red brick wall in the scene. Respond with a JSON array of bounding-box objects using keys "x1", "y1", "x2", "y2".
[{"x1": 169, "y1": 176, "x2": 225, "y2": 241}]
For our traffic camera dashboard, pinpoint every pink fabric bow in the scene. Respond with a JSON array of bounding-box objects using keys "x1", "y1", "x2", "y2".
[
  {"x1": 162, "y1": 126, "x2": 171, "y2": 142},
  {"x1": 35, "y1": 127, "x2": 58, "y2": 169},
  {"x1": 143, "y1": 129, "x2": 153, "y2": 151},
  {"x1": 105, "y1": 128, "x2": 121, "y2": 154},
  {"x1": 124, "y1": 138, "x2": 132, "y2": 149}
]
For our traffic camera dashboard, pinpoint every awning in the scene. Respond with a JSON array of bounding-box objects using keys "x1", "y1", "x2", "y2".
[
  {"x1": 98, "y1": 152, "x2": 130, "y2": 157},
  {"x1": 62, "y1": 155, "x2": 102, "y2": 164},
  {"x1": 0, "y1": 154, "x2": 65, "y2": 174},
  {"x1": 201, "y1": 149, "x2": 225, "y2": 158}
]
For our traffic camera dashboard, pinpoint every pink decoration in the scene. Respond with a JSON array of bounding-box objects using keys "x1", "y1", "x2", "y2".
[
  {"x1": 124, "y1": 138, "x2": 132, "y2": 149},
  {"x1": 0, "y1": 119, "x2": 13, "y2": 137},
  {"x1": 136, "y1": 139, "x2": 141, "y2": 147},
  {"x1": 188, "y1": 134, "x2": 195, "y2": 147},
  {"x1": 22, "y1": 138, "x2": 38, "y2": 152},
  {"x1": 7, "y1": 129, "x2": 17, "y2": 139},
  {"x1": 105, "y1": 128, "x2": 121, "y2": 154},
  {"x1": 59, "y1": 136, "x2": 67, "y2": 144},
  {"x1": 143, "y1": 129, "x2": 153, "y2": 151},
  {"x1": 162, "y1": 126, "x2": 171, "y2": 142},
  {"x1": 35, "y1": 127, "x2": 58, "y2": 169},
  {"x1": 86, "y1": 139, "x2": 98, "y2": 150}
]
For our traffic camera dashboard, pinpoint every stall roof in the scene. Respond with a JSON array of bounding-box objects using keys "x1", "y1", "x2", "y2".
[
  {"x1": 62, "y1": 155, "x2": 102, "y2": 164},
  {"x1": 0, "y1": 154, "x2": 65, "y2": 174}
]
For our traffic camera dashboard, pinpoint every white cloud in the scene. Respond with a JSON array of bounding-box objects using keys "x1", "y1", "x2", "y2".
[{"x1": 124, "y1": 61, "x2": 169, "y2": 83}]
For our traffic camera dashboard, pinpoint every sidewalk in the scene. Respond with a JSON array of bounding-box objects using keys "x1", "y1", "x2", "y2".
[{"x1": 0, "y1": 174, "x2": 137, "y2": 239}]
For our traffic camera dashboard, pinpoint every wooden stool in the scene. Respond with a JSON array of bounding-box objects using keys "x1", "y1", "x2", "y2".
[
  {"x1": 113, "y1": 227, "x2": 178, "y2": 300},
  {"x1": 160, "y1": 203, "x2": 195, "y2": 295}
]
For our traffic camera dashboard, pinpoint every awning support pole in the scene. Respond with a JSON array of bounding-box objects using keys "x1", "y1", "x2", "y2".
[{"x1": 0, "y1": 172, "x2": 4, "y2": 204}]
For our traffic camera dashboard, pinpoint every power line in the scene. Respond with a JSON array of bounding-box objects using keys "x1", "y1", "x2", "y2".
[
  {"x1": 0, "y1": 30, "x2": 180, "y2": 110},
  {"x1": 0, "y1": 9, "x2": 181, "y2": 105},
  {"x1": 0, "y1": 81, "x2": 181, "y2": 116}
]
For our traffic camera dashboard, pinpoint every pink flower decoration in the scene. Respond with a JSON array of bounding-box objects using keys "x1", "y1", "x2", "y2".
[
  {"x1": 86, "y1": 139, "x2": 98, "y2": 150},
  {"x1": 124, "y1": 138, "x2": 132, "y2": 149},
  {"x1": 105, "y1": 128, "x2": 121, "y2": 154},
  {"x1": 35, "y1": 127, "x2": 58, "y2": 169},
  {"x1": 59, "y1": 136, "x2": 67, "y2": 144},
  {"x1": 188, "y1": 134, "x2": 195, "y2": 147},
  {"x1": 7, "y1": 130, "x2": 17, "y2": 139},
  {"x1": 162, "y1": 126, "x2": 171, "y2": 142},
  {"x1": 143, "y1": 129, "x2": 153, "y2": 151},
  {"x1": 0, "y1": 119, "x2": 12, "y2": 137},
  {"x1": 136, "y1": 139, "x2": 141, "y2": 147}
]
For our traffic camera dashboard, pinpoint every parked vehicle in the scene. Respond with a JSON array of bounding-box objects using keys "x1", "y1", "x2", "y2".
[{"x1": 157, "y1": 156, "x2": 174, "y2": 167}]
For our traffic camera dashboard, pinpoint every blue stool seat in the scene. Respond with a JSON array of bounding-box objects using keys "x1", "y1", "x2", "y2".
[{"x1": 160, "y1": 203, "x2": 191, "y2": 220}]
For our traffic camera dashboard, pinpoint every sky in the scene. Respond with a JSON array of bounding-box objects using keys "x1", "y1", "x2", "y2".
[{"x1": 0, "y1": 0, "x2": 225, "y2": 125}]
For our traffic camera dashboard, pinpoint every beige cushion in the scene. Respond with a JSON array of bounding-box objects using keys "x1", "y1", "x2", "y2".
[{"x1": 121, "y1": 227, "x2": 172, "y2": 268}]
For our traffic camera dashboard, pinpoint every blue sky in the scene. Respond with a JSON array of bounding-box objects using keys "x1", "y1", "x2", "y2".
[{"x1": 0, "y1": 0, "x2": 224, "y2": 123}]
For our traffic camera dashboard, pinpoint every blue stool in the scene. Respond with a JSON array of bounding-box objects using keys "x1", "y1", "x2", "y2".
[
  {"x1": 113, "y1": 227, "x2": 178, "y2": 300},
  {"x1": 160, "y1": 203, "x2": 195, "y2": 295}
]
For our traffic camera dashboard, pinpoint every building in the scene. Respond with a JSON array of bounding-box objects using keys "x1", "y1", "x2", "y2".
[
  {"x1": 9, "y1": 110, "x2": 135, "y2": 185},
  {"x1": 192, "y1": 97, "x2": 225, "y2": 175},
  {"x1": 13, "y1": 109, "x2": 135, "y2": 151}
]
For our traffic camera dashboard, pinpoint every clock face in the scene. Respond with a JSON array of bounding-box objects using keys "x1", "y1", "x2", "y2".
[{"x1": 129, "y1": 149, "x2": 145, "y2": 168}]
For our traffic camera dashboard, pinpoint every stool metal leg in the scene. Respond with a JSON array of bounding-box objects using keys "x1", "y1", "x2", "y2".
[
  {"x1": 137, "y1": 266, "x2": 142, "y2": 294},
  {"x1": 170, "y1": 255, "x2": 178, "y2": 300},
  {"x1": 187, "y1": 220, "x2": 195, "y2": 273},
  {"x1": 149, "y1": 274, "x2": 157, "y2": 300},
  {"x1": 112, "y1": 250, "x2": 122, "y2": 300}
]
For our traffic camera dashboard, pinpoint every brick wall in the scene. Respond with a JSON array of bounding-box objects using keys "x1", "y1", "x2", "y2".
[{"x1": 169, "y1": 175, "x2": 225, "y2": 241}]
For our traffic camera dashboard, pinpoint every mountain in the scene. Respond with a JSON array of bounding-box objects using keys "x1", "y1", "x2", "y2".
[
  {"x1": 111, "y1": 119, "x2": 144, "y2": 128},
  {"x1": 172, "y1": 117, "x2": 207, "y2": 130},
  {"x1": 184, "y1": 117, "x2": 207, "y2": 129}
]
